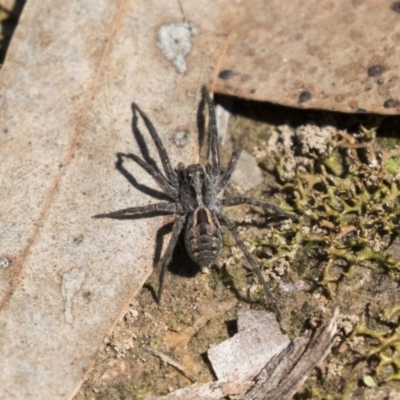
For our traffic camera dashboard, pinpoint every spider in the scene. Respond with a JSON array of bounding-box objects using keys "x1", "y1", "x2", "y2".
[{"x1": 93, "y1": 87, "x2": 295, "y2": 320}]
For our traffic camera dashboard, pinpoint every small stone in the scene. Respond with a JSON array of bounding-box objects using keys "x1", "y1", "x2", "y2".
[{"x1": 231, "y1": 150, "x2": 263, "y2": 192}]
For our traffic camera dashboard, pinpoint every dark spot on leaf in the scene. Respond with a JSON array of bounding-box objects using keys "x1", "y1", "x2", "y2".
[
  {"x1": 384, "y1": 98, "x2": 399, "y2": 108},
  {"x1": 218, "y1": 70, "x2": 236, "y2": 80},
  {"x1": 356, "y1": 107, "x2": 367, "y2": 113},
  {"x1": 298, "y1": 90, "x2": 312, "y2": 103},
  {"x1": 367, "y1": 64, "x2": 385, "y2": 77},
  {"x1": 391, "y1": 1, "x2": 400, "y2": 13},
  {"x1": 73, "y1": 235, "x2": 84, "y2": 244}
]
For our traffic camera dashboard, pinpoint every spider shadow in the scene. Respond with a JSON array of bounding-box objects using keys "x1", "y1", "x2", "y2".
[
  {"x1": 114, "y1": 105, "x2": 171, "y2": 201},
  {"x1": 145, "y1": 220, "x2": 270, "y2": 305},
  {"x1": 144, "y1": 220, "x2": 201, "y2": 302},
  {"x1": 197, "y1": 87, "x2": 213, "y2": 164},
  {"x1": 153, "y1": 221, "x2": 199, "y2": 278},
  {"x1": 116, "y1": 101, "x2": 205, "y2": 301}
]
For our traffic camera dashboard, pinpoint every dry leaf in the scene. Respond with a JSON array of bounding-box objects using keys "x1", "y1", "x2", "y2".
[
  {"x1": 0, "y1": 0, "x2": 236, "y2": 398},
  {"x1": 213, "y1": 0, "x2": 400, "y2": 114}
]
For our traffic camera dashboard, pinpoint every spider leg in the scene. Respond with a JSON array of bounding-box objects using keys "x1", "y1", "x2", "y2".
[
  {"x1": 158, "y1": 214, "x2": 186, "y2": 304},
  {"x1": 92, "y1": 202, "x2": 181, "y2": 219},
  {"x1": 117, "y1": 152, "x2": 179, "y2": 199},
  {"x1": 115, "y1": 153, "x2": 170, "y2": 201},
  {"x1": 132, "y1": 103, "x2": 179, "y2": 188},
  {"x1": 216, "y1": 149, "x2": 241, "y2": 193},
  {"x1": 221, "y1": 197, "x2": 297, "y2": 221},
  {"x1": 202, "y1": 86, "x2": 221, "y2": 178},
  {"x1": 216, "y1": 211, "x2": 283, "y2": 322}
]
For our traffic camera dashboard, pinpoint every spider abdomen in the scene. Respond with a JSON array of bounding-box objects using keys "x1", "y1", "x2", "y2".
[{"x1": 185, "y1": 207, "x2": 222, "y2": 268}]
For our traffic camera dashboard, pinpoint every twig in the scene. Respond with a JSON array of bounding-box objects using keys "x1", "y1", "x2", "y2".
[{"x1": 148, "y1": 348, "x2": 197, "y2": 383}]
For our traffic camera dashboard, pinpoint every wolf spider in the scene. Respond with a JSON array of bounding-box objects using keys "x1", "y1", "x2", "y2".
[{"x1": 94, "y1": 87, "x2": 295, "y2": 320}]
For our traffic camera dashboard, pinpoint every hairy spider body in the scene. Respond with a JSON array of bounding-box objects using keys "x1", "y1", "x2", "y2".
[
  {"x1": 179, "y1": 163, "x2": 223, "y2": 269},
  {"x1": 94, "y1": 87, "x2": 295, "y2": 320},
  {"x1": 185, "y1": 206, "x2": 223, "y2": 270}
]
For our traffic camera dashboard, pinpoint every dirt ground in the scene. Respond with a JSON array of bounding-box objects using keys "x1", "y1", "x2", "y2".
[{"x1": 75, "y1": 97, "x2": 400, "y2": 400}]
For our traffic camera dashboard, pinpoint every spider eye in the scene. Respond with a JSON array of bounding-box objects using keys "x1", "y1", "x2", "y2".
[
  {"x1": 185, "y1": 166, "x2": 205, "y2": 186},
  {"x1": 185, "y1": 172, "x2": 193, "y2": 184}
]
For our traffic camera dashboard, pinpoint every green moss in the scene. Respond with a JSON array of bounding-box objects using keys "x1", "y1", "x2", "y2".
[
  {"x1": 385, "y1": 156, "x2": 400, "y2": 176},
  {"x1": 252, "y1": 121, "x2": 400, "y2": 397},
  {"x1": 321, "y1": 149, "x2": 343, "y2": 176},
  {"x1": 149, "y1": 328, "x2": 163, "y2": 348},
  {"x1": 351, "y1": 310, "x2": 400, "y2": 383},
  {"x1": 206, "y1": 269, "x2": 221, "y2": 290}
]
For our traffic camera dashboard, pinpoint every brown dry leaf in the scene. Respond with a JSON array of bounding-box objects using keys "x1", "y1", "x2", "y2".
[
  {"x1": 213, "y1": 0, "x2": 400, "y2": 114},
  {"x1": 0, "y1": 0, "x2": 237, "y2": 398}
]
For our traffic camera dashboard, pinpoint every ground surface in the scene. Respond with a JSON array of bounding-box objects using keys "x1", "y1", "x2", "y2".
[{"x1": 75, "y1": 98, "x2": 400, "y2": 400}]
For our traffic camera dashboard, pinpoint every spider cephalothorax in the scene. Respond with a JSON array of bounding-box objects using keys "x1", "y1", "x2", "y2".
[{"x1": 94, "y1": 87, "x2": 295, "y2": 320}]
